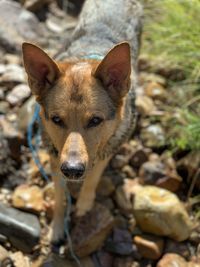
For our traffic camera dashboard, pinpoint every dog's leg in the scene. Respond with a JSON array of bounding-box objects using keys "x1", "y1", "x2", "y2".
[
  {"x1": 50, "y1": 156, "x2": 66, "y2": 245},
  {"x1": 76, "y1": 158, "x2": 109, "y2": 217}
]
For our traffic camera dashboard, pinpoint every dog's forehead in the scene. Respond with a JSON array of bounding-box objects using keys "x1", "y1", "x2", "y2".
[{"x1": 50, "y1": 60, "x2": 103, "y2": 107}]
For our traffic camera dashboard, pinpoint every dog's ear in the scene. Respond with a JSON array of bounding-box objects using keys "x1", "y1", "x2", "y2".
[
  {"x1": 22, "y1": 43, "x2": 60, "y2": 96},
  {"x1": 94, "y1": 42, "x2": 131, "y2": 104}
]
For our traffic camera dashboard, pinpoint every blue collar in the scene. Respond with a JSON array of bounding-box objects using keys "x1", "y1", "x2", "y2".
[{"x1": 84, "y1": 54, "x2": 104, "y2": 60}]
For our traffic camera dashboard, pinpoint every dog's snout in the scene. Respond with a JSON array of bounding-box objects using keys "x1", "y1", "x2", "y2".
[{"x1": 60, "y1": 161, "x2": 85, "y2": 179}]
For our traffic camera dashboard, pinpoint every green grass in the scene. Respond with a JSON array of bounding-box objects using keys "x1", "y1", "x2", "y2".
[
  {"x1": 142, "y1": 0, "x2": 200, "y2": 81},
  {"x1": 142, "y1": 0, "x2": 200, "y2": 151}
]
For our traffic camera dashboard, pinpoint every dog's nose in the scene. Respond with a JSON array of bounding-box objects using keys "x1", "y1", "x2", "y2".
[{"x1": 60, "y1": 161, "x2": 85, "y2": 178}]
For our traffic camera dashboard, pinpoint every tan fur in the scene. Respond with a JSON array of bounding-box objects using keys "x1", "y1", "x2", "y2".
[{"x1": 22, "y1": 42, "x2": 132, "y2": 244}]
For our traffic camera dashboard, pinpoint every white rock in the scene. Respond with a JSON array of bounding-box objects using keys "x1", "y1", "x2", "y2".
[
  {"x1": 6, "y1": 84, "x2": 31, "y2": 106},
  {"x1": 132, "y1": 185, "x2": 193, "y2": 241}
]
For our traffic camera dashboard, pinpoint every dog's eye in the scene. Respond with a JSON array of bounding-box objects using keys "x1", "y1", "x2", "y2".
[
  {"x1": 87, "y1": 116, "x2": 103, "y2": 128},
  {"x1": 51, "y1": 115, "x2": 63, "y2": 126}
]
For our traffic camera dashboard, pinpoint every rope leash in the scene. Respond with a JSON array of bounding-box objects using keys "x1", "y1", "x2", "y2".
[{"x1": 27, "y1": 103, "x2": 82, "y2": 267}]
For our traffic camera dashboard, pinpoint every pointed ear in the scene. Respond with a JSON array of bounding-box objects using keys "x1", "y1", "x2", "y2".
[
  {"x1": 94, "y1": 42, "x2": 131, "y2": 104},
  {"x1": 22, "y1": 42, "x2": 60, "y2": 96}
]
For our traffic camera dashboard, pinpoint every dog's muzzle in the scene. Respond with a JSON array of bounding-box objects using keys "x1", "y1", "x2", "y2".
[{"x1": 60, "y1": 161, "x2": 85, "y2": 180}]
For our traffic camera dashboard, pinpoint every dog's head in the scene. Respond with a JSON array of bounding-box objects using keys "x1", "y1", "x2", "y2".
[{"x1": 22, "y1": 42, "x2": 131, "y2": 181}]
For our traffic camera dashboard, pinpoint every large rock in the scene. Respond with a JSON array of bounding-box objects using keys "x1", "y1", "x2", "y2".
[
  {"x1": 0, "y1": 203, "x2": 41, "y2": 253},
  {"x1": 12, "y1": 185, "x2": 45, "y2": 213},
  {"x1": 0, "y1": 0, "x2": 47, "y2": 53},
  {"x1": 70, "y1": 203, "x2": 114, "y2": 258},
  {"x1": 132, "y1": 186, "x2": 192, "y2": 241}
]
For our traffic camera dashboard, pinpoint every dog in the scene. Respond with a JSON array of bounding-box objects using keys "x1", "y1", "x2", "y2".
[{"x1": 22, "y1": 0, "x2": 142, "y2": 246}]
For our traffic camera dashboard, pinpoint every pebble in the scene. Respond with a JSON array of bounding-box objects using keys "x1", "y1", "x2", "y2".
[
  {"x1": 95, "y1": 250, "x2": 113, "y2": 267},
  {"x1": 156, "y1": 253, "x2": 188, "y2": 267},
  {"x1": 0, "y1": 0, "x2": 47, "y2": 52},
  {"x1": 130, "y1": 148, "x2": 149, "y2": 169},
  {"x1": 0, "y1": 203, "x2": 41, "y2": 252},
  {"x1": 139, "y1": 72, "x2": 167, "y2": 86},
  {"x1": 141, "y1": 124, "x2": 165, "y2": 148},
  {"x1": 0, "y1": 245, "x2": 9, "y2": 263},
  {"x1": 145, "y1": 82, "x2": 166, "y2": 101},
  {"x1": 10, "y1": 252, "x2": 31, "y2": 267},
  {"x1": 70, "y1": 202, "x2": 114, "y2": 257},
  {"x1": 6, "y1": 84, "x2": 31, "y2": 106},
  {"x1": 0, "y1": 101, "x2": 9, "y2": 114},
  {"x1": 136, "y1": 95, "x2": 156, "y2": 116},
  {"x1": 105, "y1": 228, "x2": 134, "y2": 256},
  {"x1": 122, "y1": 165, "x2": 136, "y2": 178},
  {"x1": 12, "y1": 184, "x2": 45, "y2": 213},
  {"x1": 133, "y1": 234, "x2": 164, "y2": 260},
  {"x1": 132, "y1": 185, "x2": 192, "y2": 241},
  {"x1": 17, "y1": 96, "x2": 35, "y2": 133},
  {"x1": 164, "y1": 239, "x2": 190, "y2": 259},
  {"x1": 0, "y1": 64, "x2": 26, "y2": 84},
  {"x1": 139, "y1": 156, "x2": 182, "y2": 192}
]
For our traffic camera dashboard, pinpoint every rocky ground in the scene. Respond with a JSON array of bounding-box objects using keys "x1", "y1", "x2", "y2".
[{"x1": 0, "y1": 0, "x2": 200, "y2": 267}]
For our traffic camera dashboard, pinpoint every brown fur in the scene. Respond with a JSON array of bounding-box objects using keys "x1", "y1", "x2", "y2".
[{"x1": 22, "y1": 0, "x2": 142, "y2": 245}]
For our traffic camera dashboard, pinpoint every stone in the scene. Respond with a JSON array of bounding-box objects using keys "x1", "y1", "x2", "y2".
[
  {"x1": 111, "y1": 154, "x2": 131, "y2": 169},
  {"x1": 17, "y1": 96, "x2": 35, "y2": 134},
  {"x1": 0, "y1": 245, "x2": 9, "y2": 263},
  {"x1": 0, "y1": 0, "x2": 47, "y2": 53},
  {"x1": 70, "y1": 203, "x2": 114, "y2": 257},
  {"x1": 141, "y1": 124, "x2": 165, "y2": 148},
  {"x1": 139, "y1": 72, "x2": 167, "y2": 87},
  {"x1": 6, "y1": 84, "x2": 31, "y2": 106},
  {"x1": 132, "y1": 186, "x2": 192, "y2": 241},
  {"x1": 177, "y1": 151, "x2": 200, "y2": 190},
  {"x1": 0, "y1": 101, "x2": 9, "y2": 114},
  {"x1": 139, "y1": 158, "x2": 182, "y2": 192},
  {"x1": 95, "y1": 250, "x2": 114, "y2": 267},
  {"x1": 97, "y1": 175, "x2": 115, "y2": 197},
  {"x1": 12, "y1": 184, "x2": 45, "y2": 213},
  {"x1": 10, "y1": 252, "x2": 31, "y2": 267},
  {"x1": 0, "y1": 117, "x2": 24, "y2": 160},
  {"x1": 122, "y1": 165, "x2": 136, "y2": 178},
  {"x1": 156, "y1": 253, "x2": 188, "y2": 267},
  {"x1": 105, "y1": 228, "x2": 134, "y2": 256},
  {"x1": 164, "y1": 239, "x2": 190, "y2": 259},
  {"x1": 136, "y1": 95, "x2": 156, "y2": 116},
  {"x1": 133, "y1": 234, "x2": 164, "y2": 260},
  {"x1": 4, "y1": 54, "x2": 21, "y2": 65},
  {"x1": 111, "y1": 143, "x2": 135, "y2": 169},
  {"x1": 28, "y1": 149, "x2": 50, "y2": 178},
  {"x1": 145, "y1": 82, "x2": 166, "y2": 101},
  {"x1": 0, "y1": 64, "x2": 26, "y2": 85},
  {"x1": 0, "y1": 88, "x2": 4, "y2": 99},
  {"x1": 115, "y1": 179, "x2": 141, "y2": 215},
  {"x1": 139, "y1": 160, "x2": 166, "y2": 184},
  {"x1": 130, "y1": 149, "x2": 149, "y2": 169},
  {"x1": 0, "y1": 203, "x2": 41, "y2": 253}
]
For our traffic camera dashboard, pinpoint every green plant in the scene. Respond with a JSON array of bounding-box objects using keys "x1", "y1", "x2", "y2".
[{"x1": 142, "y1": 0, "x2": 200, "y2": 151}]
